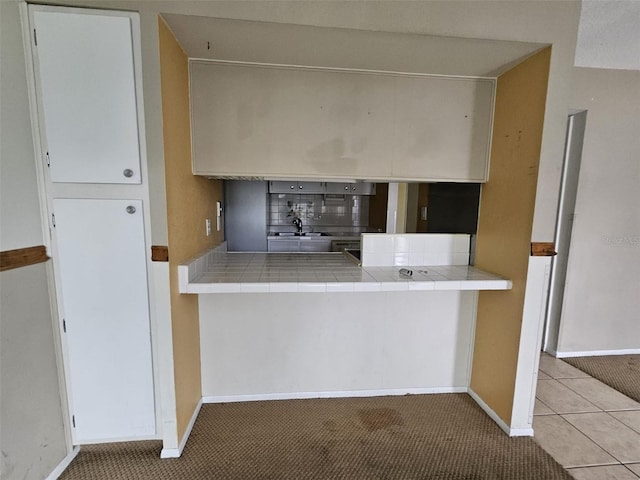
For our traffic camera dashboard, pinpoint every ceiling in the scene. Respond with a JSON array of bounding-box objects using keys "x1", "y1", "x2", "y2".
[
  {"x1": 575, "y1": 0, "x2": 640, "y2": 70},
  {"x1": 161, "y1": 14, "x2": 546, "y2": 78}
]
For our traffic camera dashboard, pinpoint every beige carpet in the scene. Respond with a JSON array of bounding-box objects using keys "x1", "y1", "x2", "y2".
[
  {"x1": 564, "y1": 354, "x2": 640, "y2": 403},
  {"x1": 61, "y1": 394, "x2": 572, "y2": 479}
]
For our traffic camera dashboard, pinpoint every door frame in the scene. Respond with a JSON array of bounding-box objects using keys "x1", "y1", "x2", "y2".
[
  {"x1": 542, "y1": 110, "x2": 588, "y2": 354},
  {"x1": 20, "y1": 3, "x2": 163, "y2": 445}
]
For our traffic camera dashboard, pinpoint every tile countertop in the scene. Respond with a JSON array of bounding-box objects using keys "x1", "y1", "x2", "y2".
[{"x1": 179, "y1": 251, "x2": 512, "y2": 294}]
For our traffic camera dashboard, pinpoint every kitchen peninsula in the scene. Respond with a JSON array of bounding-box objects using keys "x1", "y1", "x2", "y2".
[
  {"x1": 180, "y1": 250, "x2": 510, "y2": 294},
  {"x1": 156, "y1": 14, "x2": 552, "y2": 449},
  {"x1": 180, "y1": 234, "x2": 512, "y2": 403},
  {"x1": 180, "y1": 233, "x2": 510, "y2": 293}
]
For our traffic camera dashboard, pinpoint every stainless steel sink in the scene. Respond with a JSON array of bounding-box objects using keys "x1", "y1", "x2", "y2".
[{"x1": 275, "y1": 232, "x2": 328, "y2": 236}]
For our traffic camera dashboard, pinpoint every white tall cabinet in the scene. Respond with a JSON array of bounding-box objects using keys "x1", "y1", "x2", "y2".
[{"x1": 29, "y1": 6, "x2": 156, "y2": 443}]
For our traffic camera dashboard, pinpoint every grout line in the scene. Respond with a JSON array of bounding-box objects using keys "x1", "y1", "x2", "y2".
[
  {"x1": 603, "y1": 413, "x2": 640, "y2": 463},
  {"x1": 559, "y1": 411, "x2": 640, "y2": 466},
  {"x1": 623, "y1": 464, "x2": 640, "y2": 479},
  {"x1": 564, "y1": 461, "x2": 621, "y2": 469},
  {"x1": 537, "y1": 378, "x2": 602, "y2": 415},
  {"x1": 533, "y1": 397, "x2": 557, "y2": 416},
  {"x1": 535, "y1": 375, "x2": 610, "y2": 469},
  {"x1": 539, "y1": 412, "x2": 615, "y2": 466},
  {"x1": 613, "y1": 415, "x2": 640, "y2": 436},
  {"x1": 555, "y1": 374, "x2": 640, "y2": 413},
  {"x1": 564, "y1": 463, "x2": 628, "y2": 476},
  {"x1": 604, "y1": 406, "x2": 640, "y2": 413},
  {"x1": 555, "y1": 378, "x2": 607, "y2": 411},
  {"x1": 537, "y1": 356, "x2": 640, "y2": 472}
]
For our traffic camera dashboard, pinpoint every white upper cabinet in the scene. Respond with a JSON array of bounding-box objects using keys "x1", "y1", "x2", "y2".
[
  {"x1": 190, "y1": 61, "x2": 495, "y2": 182},
  {"x1": 32, "y1": 10, "x2": 142, "y2": 184}
]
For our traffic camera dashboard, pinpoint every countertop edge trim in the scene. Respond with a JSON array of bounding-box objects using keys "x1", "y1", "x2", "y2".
[{"x1": 188, "y1": 278, "x2": 512, "y2": 294}]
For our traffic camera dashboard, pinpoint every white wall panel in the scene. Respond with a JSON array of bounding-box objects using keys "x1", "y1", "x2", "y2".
[
  {"x1": 0, "y1": 1, "x2": 45, "y2": 251},
  {"x1": 0, "y1": 3, "x2": 68, "y2": 479},
  {"x1": 199, "y1": 291, "x2": 477, "y2": 398},
  {"x1": 0, "y1": 265, "x2": 67, "y2": 480},
  {"x1": 557, "y1": 68, "x2": 640, "y2": 354}
]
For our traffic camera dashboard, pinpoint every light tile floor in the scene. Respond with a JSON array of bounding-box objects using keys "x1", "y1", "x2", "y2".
[{"x1": 534, "y1": 353, "x2": 640, "y2": 479}]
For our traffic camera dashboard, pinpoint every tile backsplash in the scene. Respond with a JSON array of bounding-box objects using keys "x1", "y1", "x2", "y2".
[
  {"x1": 269, "y1": 193, "x2": 369, "y2": 230},
  {"x1": 361, "y1": 233, "x2": 470, "y2": 267}
]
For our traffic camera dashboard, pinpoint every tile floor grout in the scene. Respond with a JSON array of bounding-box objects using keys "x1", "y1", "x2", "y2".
[{"x1": 534, "y1": 352, "x2": 640, "y2": 480}]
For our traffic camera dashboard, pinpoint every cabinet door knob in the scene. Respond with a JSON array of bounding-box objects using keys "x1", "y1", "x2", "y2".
[
  {"x1": 123, "y1": 169, "x2": 134, "y2": 178},
  {"x1": 126, "y1": 205, "x2": 136, "y2": 214}
]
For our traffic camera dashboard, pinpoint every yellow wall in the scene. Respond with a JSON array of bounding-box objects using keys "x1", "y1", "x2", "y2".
[
  {"x1": 158, "y1": 18, "x2": 224, "y2": 440},
  {"x1": 470, "y1": 47, "x2": 552, "y2": 424}
]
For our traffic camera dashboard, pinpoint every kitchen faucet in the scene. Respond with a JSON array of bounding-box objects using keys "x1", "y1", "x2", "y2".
[{"x1": 292, "y1": 217, "x2": 303, "y2": 233}]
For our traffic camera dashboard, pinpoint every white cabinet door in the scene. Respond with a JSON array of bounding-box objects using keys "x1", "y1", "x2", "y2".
[
  {"x1": 191, "y1": 61, "x2": 494, "y2": 182},
  {"x1": 33, "y1": 10, "x2": 141, "y2": 184},
  {"x1": 53, "y1": 198, "x2": 155, "y2": 442}
]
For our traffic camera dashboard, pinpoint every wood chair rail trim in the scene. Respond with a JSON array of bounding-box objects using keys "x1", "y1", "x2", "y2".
[{"x1": 0, "y1": 245, "x2": 49, "y2": 272}]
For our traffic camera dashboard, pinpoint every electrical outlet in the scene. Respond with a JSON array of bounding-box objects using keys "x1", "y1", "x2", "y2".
[{"x1": 205, "y1": 218, "x2": 212, "y2": 236}]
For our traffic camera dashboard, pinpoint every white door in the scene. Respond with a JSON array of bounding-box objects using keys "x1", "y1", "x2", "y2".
[
  {"x1": 32, "y1": 9, "x2": 141, "y2": 184},
  {"x1": 53, "y1": 199, "x2": 155, "y2": 442}
]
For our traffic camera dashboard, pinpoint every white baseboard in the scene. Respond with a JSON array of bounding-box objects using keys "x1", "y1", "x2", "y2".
[
  {"x1": 161, "y1": 398, "x2": 203, "y2": 459},
  {"x1": 556, "y1": 348, "x2": 640, "y2": 358},
  {"x1": 46, "y1": 445, "x2": 80, "y2": 480},
  {"x1": 203, "y1": 386, "x2": 468, "y2": 404},
  {"x1": 468, "y1": 389, "x2": 533, "y2": 437}
]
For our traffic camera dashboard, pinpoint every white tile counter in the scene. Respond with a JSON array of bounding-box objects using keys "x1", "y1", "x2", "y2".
[{"x1": 179, "y1": 250, "x2": 511, "y2": 294}]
